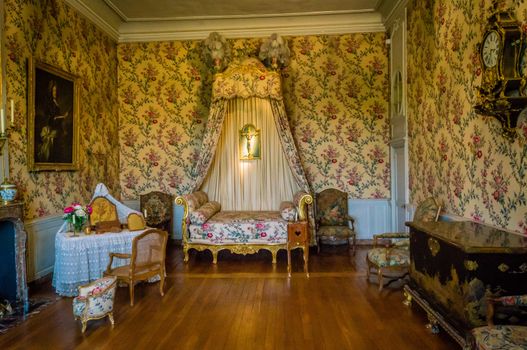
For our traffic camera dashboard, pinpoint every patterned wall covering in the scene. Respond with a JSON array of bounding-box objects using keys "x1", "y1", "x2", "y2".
[
  {"x1": 118, "y1": 33, "x2": 390, "y2": 200},
  {"x1": 4, "y1": 0, "x2": 119, "y2": 219},
  {"x1": 407, "y1": 0, "x2": 527, "y2": 234}
]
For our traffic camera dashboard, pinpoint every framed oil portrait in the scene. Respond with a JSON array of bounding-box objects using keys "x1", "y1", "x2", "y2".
[{"x1": 28, "y1": 59, "x2": 79, "y2": 171}]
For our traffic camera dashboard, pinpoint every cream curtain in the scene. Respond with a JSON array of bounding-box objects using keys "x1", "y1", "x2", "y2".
[{"x1": 201, "y1": 97, "x2": 300, "y2": 210}]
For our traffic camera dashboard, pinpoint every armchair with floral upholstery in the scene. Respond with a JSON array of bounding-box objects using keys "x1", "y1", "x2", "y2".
[
  {"x1": 315, "y1": 188, "x2": 356, "y2": 254},
  {"x1": 366, "y1": 197, "x2": 441, "y2": 291},
  {"x1": 73, "y1": 275, "x2": 117, "y2": 333},
  {"x1": 140, "y1": 191, "x2": 174, "y2": 234},
  {"x1": 471, "y1": 295, "x2": 527, "y2": 349}
]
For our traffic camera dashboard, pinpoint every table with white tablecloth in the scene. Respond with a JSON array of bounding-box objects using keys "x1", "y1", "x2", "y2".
[{"x1": 52, "y1": 228, "x2": 149, "y2": 296}]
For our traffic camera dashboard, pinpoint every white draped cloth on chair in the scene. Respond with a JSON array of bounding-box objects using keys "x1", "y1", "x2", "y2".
[{"x1": 191, "y1": 58, "x2": 315, "y2": 241}]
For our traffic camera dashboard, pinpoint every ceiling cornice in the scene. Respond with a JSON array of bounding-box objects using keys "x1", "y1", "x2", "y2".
[
  {"x1": 64, "y1": 1, "x2": 397, "y2": 43},
  {"x1": 64, "y1": 0, "x2": 120, "y2": 41},
  {"x1": 118, "y1": 12, "x2": 385, "y2": 42},
  {"x1": 381, "y1": 0, "x2": 408, "y2": 31}
]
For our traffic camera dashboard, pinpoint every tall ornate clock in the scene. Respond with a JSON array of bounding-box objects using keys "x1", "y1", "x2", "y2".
[{"x1": 474, "y1": 2, "x2": 527, "y2": 138}]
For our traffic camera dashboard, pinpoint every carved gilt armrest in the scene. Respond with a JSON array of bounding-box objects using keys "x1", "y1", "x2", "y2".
[
  {"x1": 293, "y1": 191, "x2": 313, "y2": 221},
  {"x1": 106, "y1": 252, "x2": 132, "y2": 273},
  {"x1": 345, "y1": 215, "x2": 355, "y2": 230}
]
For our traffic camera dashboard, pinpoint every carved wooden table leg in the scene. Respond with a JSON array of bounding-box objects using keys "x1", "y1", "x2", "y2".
[
  {"x1": 287, "y1": 245, "x2": 292, "y2": 277},
  {"x1": 303, "y1": 246, "x2": 309, "y2": 278}
]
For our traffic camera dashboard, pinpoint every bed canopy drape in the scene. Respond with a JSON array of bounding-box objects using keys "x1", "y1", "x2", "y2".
[{"x1": 190, "y1": 58, "x2": 314, "y2": 238}]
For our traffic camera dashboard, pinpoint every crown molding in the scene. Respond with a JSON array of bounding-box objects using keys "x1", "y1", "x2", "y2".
[
  {"x1": 65, "y1": 1, "x2": 394, "y2": 43},
  {"x1": 381, "y1": 0, "x2": 408, "y2": 31},
  {"x1": 64, "y1": 0, "x2": 120, "y2": 41},
  {"x1": 118, "y1": 12, "x2": 385, "y2": 42}
]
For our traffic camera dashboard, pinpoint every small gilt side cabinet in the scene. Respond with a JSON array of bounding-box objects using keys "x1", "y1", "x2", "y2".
[{"x1": 287, "y1": 221, "x2": 309, "y2": 277}]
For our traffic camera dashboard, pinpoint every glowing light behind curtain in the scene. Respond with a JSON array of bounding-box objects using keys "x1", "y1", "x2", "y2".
[{"x1": 201, "y1": 97, "x2": 300, "y2": 210}]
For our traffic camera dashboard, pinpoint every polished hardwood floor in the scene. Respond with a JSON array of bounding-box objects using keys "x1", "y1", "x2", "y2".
[{"x1": 0, "y1": 243, "x2": 458, "y2": 350}]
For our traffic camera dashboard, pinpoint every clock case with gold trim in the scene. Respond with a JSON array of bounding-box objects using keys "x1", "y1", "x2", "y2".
[{"x1": 474, "y1": 6, "x2": 527, "y2": 137}]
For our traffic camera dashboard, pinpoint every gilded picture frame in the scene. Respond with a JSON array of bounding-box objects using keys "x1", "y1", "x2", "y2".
[{"x1": 28, "y1": 59, "x2": 79, "y2": 171}]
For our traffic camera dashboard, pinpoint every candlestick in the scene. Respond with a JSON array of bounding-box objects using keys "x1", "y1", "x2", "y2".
[
  {"x1": 10, "y1": 100, "x2": 14, "y2": 124},
  {"x1": 1, "y1": 109, "x2": 5, "y2": 134}
]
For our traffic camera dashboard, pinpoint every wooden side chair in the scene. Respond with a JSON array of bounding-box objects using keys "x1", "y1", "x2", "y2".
[
  {"x1": 472, "y1": 295, "x2": 527, "y2": 349},
  {"x1": 315, "y1": 188, "x2": 356, "y2": 254},
  {"x1": 366, "y1": 197, "x2": 441, "y2": 291},
  {"x1": 104, "y1": 229, "x2": 168, "y2": 306},
  {"x1": 140, "y1": 191, "x2": 174, "y2": 234},
  {"x1": 73, "y1": 276, "x2": 117, "y2": 333}
]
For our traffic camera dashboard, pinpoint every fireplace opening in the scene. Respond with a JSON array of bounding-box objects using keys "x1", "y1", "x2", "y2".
[{"x1": 0, "y1": 220, "x2": 17, "y2": 304}]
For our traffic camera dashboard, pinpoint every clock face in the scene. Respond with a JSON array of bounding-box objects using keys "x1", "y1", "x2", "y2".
[{"x1": 482, "y1": 31, "x2": 500, "y2": 68}]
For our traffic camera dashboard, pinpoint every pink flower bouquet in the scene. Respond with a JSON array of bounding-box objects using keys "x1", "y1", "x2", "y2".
[{"x1": 63, "y1": 202, "x2": 93, "y2": 233}]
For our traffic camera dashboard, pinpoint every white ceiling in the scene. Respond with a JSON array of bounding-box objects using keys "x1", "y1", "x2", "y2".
[
  {"x1": 105, "y1": 0, "x2": 383, "y2": 21},
  {"x1": 64, "y1": 0, "x2": 404, "y2": 42}
]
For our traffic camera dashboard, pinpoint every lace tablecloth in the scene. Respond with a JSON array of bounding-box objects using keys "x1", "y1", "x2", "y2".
[{"x1": 52, "y1": 228, "x2": 148, "y2": 296}]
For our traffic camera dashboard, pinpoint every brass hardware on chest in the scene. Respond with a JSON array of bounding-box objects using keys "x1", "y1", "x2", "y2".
[
  {"x1": 464, "y1": 260, "x2": 479, "y2": 271},
  {"x1": 428, "y1": 237, "x2": 440, "y2": 256}
]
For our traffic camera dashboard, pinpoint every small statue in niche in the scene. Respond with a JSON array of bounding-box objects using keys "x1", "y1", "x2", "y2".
[
  {"x1": 259, "y1": 33, "x2": 290, "y2": 70},
  {"x1": 202, "y1": 32, "x2": 231, "y2": 72},
  {"x1": 239, "y1": 124, "x2": 261, "y2": 160}
]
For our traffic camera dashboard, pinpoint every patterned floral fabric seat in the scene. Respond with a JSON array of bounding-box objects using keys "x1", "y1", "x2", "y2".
[
  {"x1": 189, "y1": 211, "x2": 287, "y2": 245},
  {"x1": 73, "y1": 276, "x2": 117, "y2": 333},
  {"x1": 140, "y1": 191, "x2": 174, "y2": 233},
  {"x1": 366, "y1": 197, "x2": 441, "y2": 291},
  {"x1": 472, "y1": 295, "x2": 527, "y2": 350},
  {"x1": 177, "y1": 190, "x2": 313, "y2": 264},
  {"x1": 315, "y1": 188, "x2": 356, "y2": 254},
  {"x1": 472, "y1": 325, "x2": 527, "y2": 350},
  {"x1": 367, "y1": 247, "x2": 410, "y2": 267}
]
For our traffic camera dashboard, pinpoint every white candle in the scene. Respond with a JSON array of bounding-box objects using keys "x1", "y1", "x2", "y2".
[
  {"x1": 143, "y1": 209, "x2": 148, "y2": 218},
  {"x1": 1, "y1": 109, "x2": 5, "y2": 134},
  {"x1": 10, "y1": 100, "x2": 14, "y2": 124}
]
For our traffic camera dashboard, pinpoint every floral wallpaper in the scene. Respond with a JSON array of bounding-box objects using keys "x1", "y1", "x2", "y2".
[
  {"x1": 118, "y1": 33, "x2": 390, "y2": 200},
  {"x1": 407, "y1": 0, "x2": 527, "y2": 234},
  {"x1": 4, "y1": 0, "x2": 119, "y2": 219}
]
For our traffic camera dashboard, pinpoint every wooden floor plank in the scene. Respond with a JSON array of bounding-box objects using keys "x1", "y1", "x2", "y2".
[{"x1": 0, "y1": 244, "x2": 459, "y2": 349}]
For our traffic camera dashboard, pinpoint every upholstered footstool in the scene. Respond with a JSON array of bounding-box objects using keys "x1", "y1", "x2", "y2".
[
  {"x1": 73, "y1": 276, "x2": 117, "y2": 333},
  {"x1": 472, "y1": 325, "x2": 527, "y2": 349},
  {"x1": 366, "y1": 245, "x2": 410, "y2": 291},
  {"x1": 471, "y1": 294, "x2": 527, "y2": 350}
]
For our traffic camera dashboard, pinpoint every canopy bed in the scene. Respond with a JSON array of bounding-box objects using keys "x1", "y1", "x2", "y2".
[{"x1": 176, "y1": 57, "x2": 314, "y2": 264}]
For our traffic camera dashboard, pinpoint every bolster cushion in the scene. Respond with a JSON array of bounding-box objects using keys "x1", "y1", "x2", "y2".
[
  {"x1": 189, "y1": 201, "x2": 221, "y2": 225},
  {"x1": 279, "y1": 201, "x2": 297, "y2": 221},
  {"x1": 184, "y1": 191, "x2": 209, "y2": 212}
]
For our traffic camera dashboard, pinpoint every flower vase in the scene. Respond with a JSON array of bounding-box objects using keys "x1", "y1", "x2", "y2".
[
  {"x1": 0, "y1": 179, "x2": 17, "y2": 205},
  {"x1": 73, "y1": 222, "x2": 84, "y2": 236}
]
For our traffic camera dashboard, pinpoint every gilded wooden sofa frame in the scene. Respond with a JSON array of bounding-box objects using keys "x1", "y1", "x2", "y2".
[{"x1": 175, "y1": 193, "x2": 313, "y2": 264}]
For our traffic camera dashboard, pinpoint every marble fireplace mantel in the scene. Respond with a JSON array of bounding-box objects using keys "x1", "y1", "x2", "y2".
[{"x1": 0, "y1": 202, "x2": 28, "y2": 312}]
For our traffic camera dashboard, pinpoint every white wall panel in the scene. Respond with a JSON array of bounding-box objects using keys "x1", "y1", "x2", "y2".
[{"x1": 348, "y1": 199, "x2": 392, "y2": 239}]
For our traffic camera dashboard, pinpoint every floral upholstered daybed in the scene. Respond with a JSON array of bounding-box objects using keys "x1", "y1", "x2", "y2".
[{"x1": 175, "y1": 191, "x2": 313, "y2": 264}]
